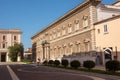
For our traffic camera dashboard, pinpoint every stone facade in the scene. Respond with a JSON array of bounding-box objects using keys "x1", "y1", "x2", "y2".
[
  {"x1": 31, "y1": 0, "x2": 120, "y2": 64},
  {"x1": 31, "y1": 0, "x2": 101, "y2": 62},
  {"x1": 0, "y1": 29, "x2": 22, "y2": 62}
]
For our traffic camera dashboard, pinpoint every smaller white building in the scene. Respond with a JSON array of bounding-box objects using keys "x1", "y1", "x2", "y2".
[
  {"x1": 24, "y1": 48, "x2": 32, "y2": 60},
  {"x1": 0, "y1": 29, "x2": 22, "y2": 62}
]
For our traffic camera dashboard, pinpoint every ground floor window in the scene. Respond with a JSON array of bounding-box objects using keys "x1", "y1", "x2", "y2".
[{"x1": 0, "y1": 52, "x2": 7, "y2": 62}]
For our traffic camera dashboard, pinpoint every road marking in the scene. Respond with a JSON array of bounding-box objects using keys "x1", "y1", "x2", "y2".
[
  {"x1": 79, "y1": 75, "x2": 105, "y2": 80},
  {"x1": 7, "y1": 65, "x2": 20, "y2": 80}
]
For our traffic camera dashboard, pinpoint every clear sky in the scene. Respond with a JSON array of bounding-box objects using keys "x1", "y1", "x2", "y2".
[{"x1": 0, "y1": 0, "x2": 117, "y2": 50}]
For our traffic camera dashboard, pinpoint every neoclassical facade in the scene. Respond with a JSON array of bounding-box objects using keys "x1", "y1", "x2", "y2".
[
  {"x1": 0, "y1": 29, "x2": 22, "y2": 62},
  {"x1": 31, "y1": 0, "x2": 120, "y2": 64}
]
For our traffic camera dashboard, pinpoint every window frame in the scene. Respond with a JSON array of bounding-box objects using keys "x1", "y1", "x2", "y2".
[{"x1": 104, "y1": 24, "x2": 108, "y2": 33}]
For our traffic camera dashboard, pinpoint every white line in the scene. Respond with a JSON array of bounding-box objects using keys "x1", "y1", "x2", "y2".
[
  {"x1": 7, "y1": 65, "x2": 20, "y2": 80},
  {"x1": 80, "y1": 75, "x2": 105, "y2": 80}
]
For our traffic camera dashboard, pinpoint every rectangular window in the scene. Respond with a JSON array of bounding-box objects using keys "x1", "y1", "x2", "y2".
[
  {"x1": 57, "y1": 31, "x2": 60, "y2": 37},
  {"x1": 2, "y1": 43, "x2": 6, "y2": 48},
  {"x1": 50, "y1": 34, "x2": 52, "y2": 40},
  {"x1": 14, "y1": 36, "x2": 17, "y2": 40},
  {"x1": 75, "y1": 23, "x2": 79, "y2": 31},
  {"x1": 85, "y1": 42, "x2": 90, "y2": 52},
  {"x1": 83, "y1": 16, "x2": 88, "y2": 28},
  {"x1": 53, "y1": 33, "x2": 56, "y2": 39},
  {"x1": 97, "y1": 29, "x2": 100, "y2": 34},
  {"x1": 104, "y1": 25, "x2": 108, "y2": 33},
  {"x1": 75, "y1": 19, "x2": 79, "y2": 31},
  {"x1": 68, "y1": 23, "x2": 72, "y2": 33},
  {"x1": 62, "y1": 29, "x2": 65, "y2": 35},
  {"x1": 68, "y1": 27, "x2": 72, "y2": 33},
  {"x1": 3, "y1": 35, "x2": 6, "y2": 41}
]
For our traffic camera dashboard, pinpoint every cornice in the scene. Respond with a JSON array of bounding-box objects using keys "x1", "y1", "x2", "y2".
[
  {"x1": 94, "y1": 14, "x2": 120, "y2": 25},
  {"x1": 0, "y1": 29, "x2": 22, "y2": 34}
]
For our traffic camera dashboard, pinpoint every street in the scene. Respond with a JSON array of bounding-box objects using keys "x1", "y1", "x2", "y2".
[
  {"x1": 0, "y1": 65, "x2": 12, "y2": 80},
  {"x1": 10, "y1": 64, "x2": 94, "y2": 80},
  {"x1": 0, "y1": 63, "x2": 120, "y2": 80}
]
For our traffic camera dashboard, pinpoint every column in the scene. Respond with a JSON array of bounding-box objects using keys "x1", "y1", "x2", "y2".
[
  {"x1": 45, "y1": 46, "x2": 47, "y2": 60},
  {"x1": 0, "y1": 52, "x2": 1, "y2": 62},
  {"x1": 48, "y1": 46, "x2": 50, "y2": 60},
  {"x1": 43, "y1": 45, "x2": 45, "y2": 60},
  {"x1": 46, "y1": 46, "x2": 48, "y2": 60}
]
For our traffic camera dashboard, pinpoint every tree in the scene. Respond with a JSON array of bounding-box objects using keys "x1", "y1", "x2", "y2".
[{"x1": 8, "y1": 43, "x2": 24, "y2": 62}]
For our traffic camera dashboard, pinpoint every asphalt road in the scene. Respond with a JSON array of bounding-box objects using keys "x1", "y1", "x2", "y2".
[
  {"x1": 0, "y1": 65, "x2": 12, "y2": 80},
  {"x1": 10, "y1": 65, "x2": 94, "y2": 80},
  {"x1": 1, "y1": 64, "x2": 120, "y2": 80}
]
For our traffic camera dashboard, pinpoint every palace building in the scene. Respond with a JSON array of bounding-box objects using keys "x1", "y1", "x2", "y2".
[
  {"x1": 31, "y1": 0, "x2": 120, "y2": 65},
  {"x1": 0, "y1": 29, "x2": 22, "y2": 62}
]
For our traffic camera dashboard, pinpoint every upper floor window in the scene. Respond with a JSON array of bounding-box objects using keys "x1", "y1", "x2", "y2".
[
  {"x1": 74, "y1": 19, "x2": 79, "y2": 31},
  {"x1": 104, "y1": 24, "x2": 108, "y2": 33},
  {"x1": 14, "y1": 36, "x2": 17, "y2": 40},
  {"x1": 50, "y1": 34, "x2": 52, "y2": 40},
  {"x1": 68, "y1": 23, "x2": 72, "y2": 33},
  {"x1": 83, "y1": 16, "x2": 88, "y2": 28},
  {"x1": 97, "y1": 29, "x2": 100, "y2": 34},
  {"x1": 2, "y1": 43, "x2": 6, "y2": 48},
  {"x1": 3, "y1": 35, "x2": 6, "y2": 41},
  {"x1": 53, "y1": 31, "x2": 56, "y2": 39},
  {"x1": 62, "y1": 26, "x2": 66, "y2": 35},
  {"x1": 57, "y1": 28, "x2": 61, "y2": 37}
]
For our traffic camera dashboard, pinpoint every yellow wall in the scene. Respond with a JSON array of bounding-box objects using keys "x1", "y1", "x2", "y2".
[{"x1": 95, "y1": 17, "x2": 120, "y2": 61}]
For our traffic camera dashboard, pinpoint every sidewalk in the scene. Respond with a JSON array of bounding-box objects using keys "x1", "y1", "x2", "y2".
[
  {"x1": 0, "y1": 62, "x2": 26, "y2": 65},
  {"x1": 93, "y1": 66, "x2": 106, "y2": 71}
]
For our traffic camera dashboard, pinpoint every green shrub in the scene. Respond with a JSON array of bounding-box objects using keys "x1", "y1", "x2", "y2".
[
  {"x1": 83, "y1": 60, "x2": 95, "y2": 70},
  {"x1": 54, "y1": 60, "x2": 60, "y2": 66},
  {"x1": 48, "y1": 60, "x2": 54, "y2": 65},
  {"x1": 105, "y1": 60, "x2": 120, "y2": 72},
  {"x1": 42, "y1": 60, "x2": 48, "y2": 65},
  {"x1": 70, "y1": 60, "x2": 81, "y2": 69},
  {"x1": 61, "y1": 59, "x2": 69, "y2": 68}
]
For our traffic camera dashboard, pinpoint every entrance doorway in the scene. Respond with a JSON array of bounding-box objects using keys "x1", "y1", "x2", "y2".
[{"x1": 1, "y1": 53, "x2": 6, "y2": 62}]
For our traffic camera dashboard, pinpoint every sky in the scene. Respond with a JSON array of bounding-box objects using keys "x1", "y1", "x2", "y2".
[{"x1": 0, "y1": 0, "x2": 117, "y2": 50}]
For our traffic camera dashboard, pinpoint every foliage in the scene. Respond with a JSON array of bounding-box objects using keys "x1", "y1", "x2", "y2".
[
  {"x1": 8, "y1": 43, "x2": 24, "y2": 62},
  {"x1": 70, "y1": 60, "x2": 81, "y2": 69},
  {"x1": 48, "y1": 60, "x2": 54, "y2": 65},
  {"x1": 105, "y1": 60, "x2": 120, "y2": 72},
  {"x1": 54, "y1": 60, "x2": 60, "y2": 66},
  {"x1": 83, "y1": 60, "x2": 95, "y2": 70},
  {"x1": 61, "y1": 59, "x2": 69, "y2": 68}
]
